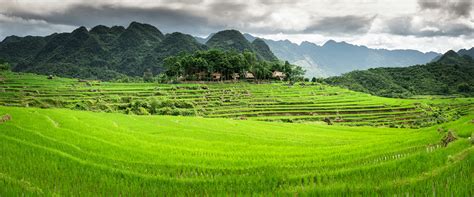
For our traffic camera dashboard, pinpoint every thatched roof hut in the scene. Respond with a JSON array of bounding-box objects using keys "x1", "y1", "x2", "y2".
[
  {"x1": 231, "y1": 73, "x2": 240, "y2": 80},
  {"x1": 211, "y1": 72, "x2": 222, "y2": 80},
  {"x1": 244, "y1": 71, "x2": 255, "y2": 79},
  {"x1": 272, "y1": 71, "x2": 286, "y2": 80}
]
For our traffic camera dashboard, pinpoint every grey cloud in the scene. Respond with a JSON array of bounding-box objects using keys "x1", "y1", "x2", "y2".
[
  {"x1": 418, "y1": 0, "x2": 443, "y2": 9},
  {"x1": 385, "y1": 16, "x2": 413, "y2": 36},
  {"x1": 386, "y1": 16, "x2": 474, "y2": 37},
  {"x1": 303, "y1": 15, "x2": 375, "y2": 35},
  {"x1": 257, "y1": 0, "x2": 295, "y2": 5},
  {"x1": 2, "y1": 2, "x2": 272, "y2": 36},
  {"x1": 418, "y1": 0, "x2": 472, "y2": 17},
  {"x1": 2, "y1": 4, "x2": 224, "y2": 35},
  {"x1": 161, "y1": 0, "x2": 204, "y2": 3},
  {"x1": 209, "y1": 2, "x2": 248, "y2": 17},
  {"x1": 0, "y1": 0, "x2": 472, "y2": 41},
  {"x1": 0, "y1": 14, "x2": 76, "y2": 40},
  {"x1": 206, "y1": 1, "x2": 271, "y2": 27},
  {"x1": 447, "y1": 0, "x2": 472, "y2": 17},
  {"x1": 386, "y1": 0, "x2": 473, "y2": 38}
]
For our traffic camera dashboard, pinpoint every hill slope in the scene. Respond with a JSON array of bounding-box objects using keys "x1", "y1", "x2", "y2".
[
  {"x1": 1, "y1": 22, "x2": 193, "y2": 80},
  {"x1": 2, "y1": 23, "x2": 171, "y2": 79},
  {"x1": 206, "y1": 30, "x2": 277, "y2": 61},
  {"x1": 325, "y1": 51, "x2": 474, "y2": 97}
]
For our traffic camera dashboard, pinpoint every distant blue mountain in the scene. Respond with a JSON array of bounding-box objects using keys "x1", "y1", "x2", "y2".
[{"x1": 243, "y1": 34, "x2": 440, "y2": 77}]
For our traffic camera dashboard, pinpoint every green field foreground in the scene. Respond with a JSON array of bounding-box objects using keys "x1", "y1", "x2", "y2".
[{"x1": 0, "y1": 106, "x2": 473, "y2": 195}]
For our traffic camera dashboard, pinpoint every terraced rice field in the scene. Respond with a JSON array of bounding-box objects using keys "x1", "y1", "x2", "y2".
[
  {"x1": 1, "y1": 71, "x2": 473, "y2": 195},
  {"x1": 1, "y1": 106, "x2": 473, "y2": 195},
  {"x1": 0, "y1": 72, "x2": 472, "y2": 127}
]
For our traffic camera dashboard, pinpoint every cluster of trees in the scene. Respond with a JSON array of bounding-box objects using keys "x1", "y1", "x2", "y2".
[
  {"x1": 0, "y1": 59, "x2": 11, "y2": 71},
  {"x1": 162, "y1": 49, "x2": 305, "y2": 82}
]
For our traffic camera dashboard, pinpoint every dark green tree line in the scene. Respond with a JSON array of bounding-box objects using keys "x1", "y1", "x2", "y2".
[{"x1": 163, "y1": 49, "x2": 304, "y2": 81}]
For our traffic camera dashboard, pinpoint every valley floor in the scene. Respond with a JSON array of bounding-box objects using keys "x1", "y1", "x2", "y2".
[{"x1": 0, "y1": 106, "x2": 473, "y2": 195}]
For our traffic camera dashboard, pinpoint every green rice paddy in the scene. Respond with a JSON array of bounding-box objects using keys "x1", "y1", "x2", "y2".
[{"x1": 0, "y1": 71, "x2": 473, "y2": 195}]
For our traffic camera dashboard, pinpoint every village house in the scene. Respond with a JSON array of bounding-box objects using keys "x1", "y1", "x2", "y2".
[
  {"x1": 211, "y1": 72, "x2": 222, "y2": 81},
  {"x1": 272, "y1": 71, "x2": 286, "y2": 81},
  {"x1": 231, "y1": 73, "x2": 240, "y2": 81},
  {"x1": 244, "y1": 71, "x2": 255, "y2": 79}
]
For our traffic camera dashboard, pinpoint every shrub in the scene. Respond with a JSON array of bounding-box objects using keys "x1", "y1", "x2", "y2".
[
  {"x1": 175, "y1": 100, "x2": 194, "y2": 108},
  {"x1": 42, "y1": 98, "x2": 65, "y2": 107},
  {"x1": 96, "y1": 102, "x2": 113, "y2": 112},
  {"x1": 25, "y1": 99, "x2": 48, "y2": 108},
  {"x1": 149, "y1": 99, "x2": 161, "y2": 114},
  {"x1": 135, "y1": 107, "x2": 150, "y2": 115},
  {"x1": 457, "y1": 83, "x2": 471, "y2": 93},
  {"x1": 121, "y1": 96, "x2": 132, "y2": 103},
  {"x1": 143, "y1": 70, "x2": 154, "y2": 82},
  {"x1": 323, "y1": 117, "x2": 333, "y2": 125},
  {"x1": 72, "y1": 102, "x2": 89, "y2": 111},
  {"x1": 157, "y1": 107, "x2": 174, "y2": 115},
  {"x1": 154, "y1": 91, "x2": 166, "y2": 96},
  {"x1": 179, "y1": 109, "x2": 196, "y2": 116},
  {"x1": 0, "y1": 62, "x2": 11, "y2": 71}
]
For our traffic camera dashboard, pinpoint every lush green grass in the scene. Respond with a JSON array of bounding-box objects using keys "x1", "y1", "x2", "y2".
[
  {"x1": 1, "y1": 71, "x2": 473, "y2": 195},
  {"x1": 1, "y1": 71, "x2": 472, "y2": 128},
  {"x1": 0, "y1": 106, "x2": 473, "y2": 195}
]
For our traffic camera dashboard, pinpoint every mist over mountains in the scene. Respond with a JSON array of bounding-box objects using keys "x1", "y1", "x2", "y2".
[{"x1": 238, "y1": 34, "x2": 440, "y2": 77}]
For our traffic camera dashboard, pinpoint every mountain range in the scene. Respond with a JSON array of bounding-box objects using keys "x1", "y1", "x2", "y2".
[
  {"x1": 239, "y1": 34, "x2": 441, "y2": 77},
  {"x1": 1, "y1": 21, "x2": 471, "y2": 81},
  {"x1": 457, "y1": 47, "x2": 474, "y2": 58},
  {"x1": 0, "y1": 22, "x2": 276, "y2": 80}
]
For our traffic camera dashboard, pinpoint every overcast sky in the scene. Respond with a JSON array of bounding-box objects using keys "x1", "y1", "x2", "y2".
[{"x1": 0, "y1": 0, "x2": 473, "y2": 53}]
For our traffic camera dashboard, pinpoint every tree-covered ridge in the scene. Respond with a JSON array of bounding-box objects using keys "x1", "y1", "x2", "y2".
[
  {"x1": 325, "y1": 51, "x2": 474, "y2": 98},
  {"x1": 251, "y1": 38, "x2": 278, "y2": 61},
  {"x1": 162, "y1": 49, "x2": 304, "y2": 81},
  {"x1": 0, "y1": 22, "x2": 279, "y2": 80},
  {"x1": 205, "y1": 30, "x2": 278, "y2": 61}
]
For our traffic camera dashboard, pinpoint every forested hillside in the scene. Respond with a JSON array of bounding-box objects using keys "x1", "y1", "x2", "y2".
[
  {"x1": 325, "y1": 51, "x2": 474, "y2": 97},
  {"x1": 205, "y1": 30, "x2": 277, "y2": 61},
  {"x1": 0, "y1": 22, "x2": 277, "y2": 80}
]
